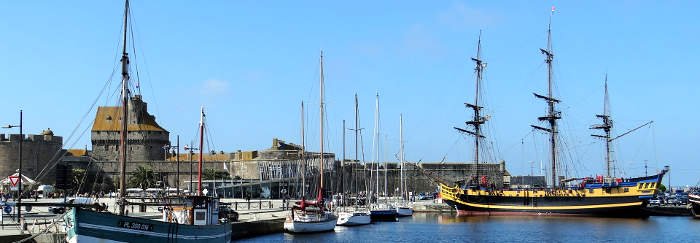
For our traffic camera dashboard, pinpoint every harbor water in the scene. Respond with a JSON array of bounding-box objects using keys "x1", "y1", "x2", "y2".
[{"x1": 242, "y1": 213, "x2": 700, "y2": 242}]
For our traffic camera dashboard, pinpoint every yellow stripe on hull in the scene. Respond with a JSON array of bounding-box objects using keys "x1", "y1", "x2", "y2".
[{"x1": 451, "y1": 199, "x2": 642, "y2": 211}]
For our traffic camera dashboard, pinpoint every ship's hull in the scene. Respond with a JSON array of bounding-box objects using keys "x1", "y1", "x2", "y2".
[
  {"x1": 689, "y1": 194, "x2": 700, "y2": 218},
  {"x1": 370, "y1": 209, "x2": 398, "y2": 222},
  {"x1": 396, "y1": 207, "x2": 413, "y2": 217},
  {"x1": 444, "y1": 196, "x2": 647, "y2": 217},
  {"x1": 441, "y1": 172, "x2": 666, "y2": 218},
  {"x1": 64, "y1": 208, "x2": 232, "y2": 243},
  {"x1": 336, "y1": 212, "x2": 371, "y2": 226},
  {"x1": 283, "y1": 214, "x2": 337, "y2": 233}
]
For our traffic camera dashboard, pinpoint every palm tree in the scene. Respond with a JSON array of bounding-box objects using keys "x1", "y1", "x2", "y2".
[{"x1": 129, "y1": 165, "x2": 157, "y2": 189}]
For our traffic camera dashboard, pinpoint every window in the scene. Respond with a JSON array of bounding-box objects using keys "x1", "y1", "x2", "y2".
[
  {"x1": 588, "y1": 189, "x2": 594, "y2": 193},
  {"x1": 624, "y1": 188, "x2": 629, "y2": 192},
  {"x1": 195, "y1": 212, "x2": 205, "y2": 220},
  {"x1": 638, "y1": 183, "x2": 644, "y2": 189}
]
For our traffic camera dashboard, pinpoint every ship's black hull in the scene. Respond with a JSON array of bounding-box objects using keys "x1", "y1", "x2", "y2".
[
  {"x1": 444, "y1": 198, "x2": 649, "y2": 218},
  {"x1": 370, "y1": 209, "x2": 398, "y2": 222},
  {"x1": 443, "y1": 192, "x2": 652, "y2": 218}
]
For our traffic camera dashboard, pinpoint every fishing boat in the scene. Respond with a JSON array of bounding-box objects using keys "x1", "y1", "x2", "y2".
[
  {"x1": 440, "y1": 16, "x2": 667, "y2": 218},
  {"x1": 394, "y1": 114, "x2": 413, "y2": 217},
  {"x1": 368, "y1": 92, "x2": 399, "y2": 222},
  {"x1": 64, "y1": 1, "x2": 232, "y2": 242},
  {"x1": 284, "y1": 51, "x2": 337, "y2": 233},
  {"x1": 336, "y1": 95, "x2": 372, "y2": 226}
]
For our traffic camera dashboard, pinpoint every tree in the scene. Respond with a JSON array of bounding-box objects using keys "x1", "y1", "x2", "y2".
[
  {"x1": 68, "y1": 168, "x2": 115, "y2": 194},
  {"x1": 71, "y1": 168, "x2": 86, "y2": 190},
  {"x1": 657, "y1": 184, "x2": 667, "y2": 193},
  {"x1": 128, "y1": 165, "x2": 157, "y2": 189},
  {"x1": 203, "y1": 169, "x2": 231, "y2": 180}
]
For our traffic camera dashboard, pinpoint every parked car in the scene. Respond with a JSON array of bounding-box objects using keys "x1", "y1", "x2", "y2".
[
  {"x1": 219, "y1": 205, "x2": 239, "y2": 223},
  {"x1": 48, "y1": 206, "x2": 65, "y2": 214},
  {"x1": 666, "y1": 198, "x2": 680, "y2": 206},
  {"x1": 418, "y1": 192, "x2": 434, "y2": 200},
  {"x1": 648, "y1": 199, "x2": 661, "y2": 206}
]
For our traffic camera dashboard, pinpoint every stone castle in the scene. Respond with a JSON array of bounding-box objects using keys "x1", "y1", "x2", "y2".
[
  {"x1": 0, "y1": 129, "x2": 62, "y2": 183},
  {"x1": 90, "y1": 95, "x2": 170, "y2": 161}
]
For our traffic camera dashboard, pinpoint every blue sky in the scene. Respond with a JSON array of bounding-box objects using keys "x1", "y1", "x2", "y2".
[{"x1": 0, "y1": 1, "x2": 698, "y2": 185}]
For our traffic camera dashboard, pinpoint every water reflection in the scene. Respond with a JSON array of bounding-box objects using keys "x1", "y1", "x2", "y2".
[{"x1": 243, "y1": 213, "x2": 700, "y2": 243}]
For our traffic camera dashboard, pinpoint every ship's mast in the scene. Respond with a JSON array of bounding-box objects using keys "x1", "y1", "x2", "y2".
[
  {"x1": 531, "y1": 14, "x2": 561, "y2": 188},
  {"x1": 399, "y1": 114, "x2": 404, "y2": 200},
  {"x1": 374, "y1": 92, "x2": 380, "y2": 199},
  {"x1": 301, "y1": 101, "x2": 305, "y2": 198},
  {"x1": 591, "y1": 74, "x2": 613, "y2": 178},
  {"x1": 198, "y1": 107, "x2": 205, "y2": 196},
  {"x1": 354, "y1": 94, "x2": 359, "y2": 197},
  {"x1": 454, "y1": 31, "x2": 486, "y2": 186},
  {"x1": 118, "y1": 0, "x2": 131, "y2": 216},
  {"x1": 319, "y1": 51, "x2": 325, "y2": 202}
]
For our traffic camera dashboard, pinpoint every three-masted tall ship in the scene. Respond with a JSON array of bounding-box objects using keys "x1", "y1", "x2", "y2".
[{"x1": 440, "y1": 17, "x2": 667, "y2": 217}]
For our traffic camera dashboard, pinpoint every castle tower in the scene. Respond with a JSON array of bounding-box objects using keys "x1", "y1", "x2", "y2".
[{"x1": 91, "y1": 95, "x2": 169, "y2": 161}]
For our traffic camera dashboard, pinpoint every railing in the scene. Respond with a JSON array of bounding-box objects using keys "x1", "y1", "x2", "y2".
[
  {"x1": 230, "y1": 200, "x2": 275, "y2": 211},
  {"x1": 440, "y1": 184, "x2": 459, "y2": 201}
]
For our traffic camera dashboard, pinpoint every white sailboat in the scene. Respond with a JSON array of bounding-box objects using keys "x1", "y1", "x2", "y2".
[
  {"x1": 336, "y1": 94, "x2": 371, "y2": 226},
  {"x1": 284, "y1": 51, "x2": 337, "y2": 233},
  {"x1": 395, "y1": 114, "x2": 413, "y2": 217}
]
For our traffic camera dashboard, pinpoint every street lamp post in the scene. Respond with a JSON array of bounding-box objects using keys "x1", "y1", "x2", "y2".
[
  {"x1": 170, "y1": 136, "x2": 180, "y2": 196},
  {"x1": 3, "y1": 110, "x2": 22, "y2": 225},
  {"x1": 184, "y1": 143, "x2": 198, "y2": 195}
]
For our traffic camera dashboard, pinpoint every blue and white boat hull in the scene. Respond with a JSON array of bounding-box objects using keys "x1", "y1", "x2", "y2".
[{"x1": 65, "y1": 208, "x2": 232, "y2": 243}]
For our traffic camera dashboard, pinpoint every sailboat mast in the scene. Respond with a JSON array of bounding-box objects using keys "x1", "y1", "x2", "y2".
[
  {"x1": 118, "y1": 0, "x2": 131, "y2": 216},
  {"x1": 319, "y1": 51, "x2": 325, "y2": 200},
  {"x1": 198, "y1": 107, "x2": 205, "y2": 196},
  {"x1": 374, "y1": 92, "x2": 379, "y2": 199},
  {"x1": 399, "y1": 114, "x2": 404, "y2": 200},
  {"x1": 354, "y1": 94, "x2": 359, "y2": 196},
  {"x1": 342, "y1": 119, "x2": 345, "y2": 196},
  {"x1": 301, "y1": 101, "x2": 305, "y2": 198}
]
